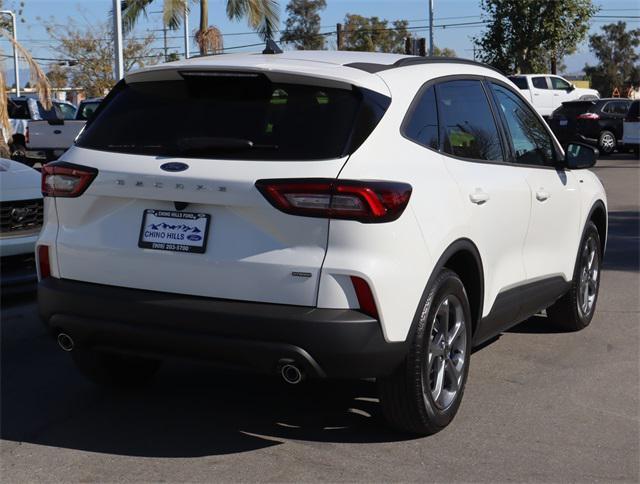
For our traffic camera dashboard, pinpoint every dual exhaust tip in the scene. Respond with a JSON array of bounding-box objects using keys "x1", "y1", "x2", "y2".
[
  {"x1": 57, "y1": 332, "x2": 74, "y2": 352},
  {"x1": 56, "y1": 333, "x2": 306, "y2": 385}
]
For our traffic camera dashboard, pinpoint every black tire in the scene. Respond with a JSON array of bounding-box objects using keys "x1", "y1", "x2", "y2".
[
  {"x1": 72, "y1": 348, "x2": 161, "y2": 388},
  {"x1": 378, "y1": 269, "x2": 472, "y2": 435},
  {"x1": 597, "y1": 131, "x2": 616, "y2": 156},
  {"x1": 546, "y1": 221, "x2": 602, "y2": 331}
]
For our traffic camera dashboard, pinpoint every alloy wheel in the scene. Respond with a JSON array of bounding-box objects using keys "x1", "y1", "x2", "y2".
[
  {"x1": 425, "y1": 295, "x2": 467, "y2": 410},
  {"x1": 578, "y1": 235, "x2": 599, "y2": 317}
]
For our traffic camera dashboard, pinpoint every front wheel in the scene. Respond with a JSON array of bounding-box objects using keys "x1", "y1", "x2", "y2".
[
  {"x1": 378, "y1": 269, "x2": 472, "y2": 435},
  {"x1": 546, "y1": 221, "x2": 602, "y2": 331}
]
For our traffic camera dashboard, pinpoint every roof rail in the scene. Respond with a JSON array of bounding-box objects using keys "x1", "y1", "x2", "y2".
[{"x1": 345, "y1": 56, "x2": 504, "y2": 76}]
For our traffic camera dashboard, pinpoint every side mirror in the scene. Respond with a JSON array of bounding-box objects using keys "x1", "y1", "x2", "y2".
[
  {"x1": 565, "y1": 143, "x2": 598, "y2": 169},
  {"x1": 568, "y1": 84, "x2": 576, "y2": 92}
]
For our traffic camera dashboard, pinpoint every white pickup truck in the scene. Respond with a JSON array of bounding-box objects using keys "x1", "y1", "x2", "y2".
[
  {"x1": 26, "y1": 118, "x2": 86, "y2": 163},
  {"x1": 508, "y1": 74, "x2": 600, "y2": 117}
]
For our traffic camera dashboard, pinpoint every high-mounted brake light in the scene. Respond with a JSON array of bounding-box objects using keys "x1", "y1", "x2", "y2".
[
  {"x1": 578, "y1": 112, "x2": 599, "y2": 120},
  {"x1": 42, "y1": 162, "x2": 98, "y2": 197},
  {"x1": 255, "y1": 179, "x2": 412, "y2": 223}
]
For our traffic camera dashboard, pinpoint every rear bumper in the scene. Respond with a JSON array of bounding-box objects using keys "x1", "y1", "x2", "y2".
[{"x1": 38, "y1": 278, "x2": 407, "y2": 379}]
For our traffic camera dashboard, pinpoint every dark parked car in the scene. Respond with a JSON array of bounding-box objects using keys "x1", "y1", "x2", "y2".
[{"x1": 548, "y1": 98, "x2": 632, "y2": 155}]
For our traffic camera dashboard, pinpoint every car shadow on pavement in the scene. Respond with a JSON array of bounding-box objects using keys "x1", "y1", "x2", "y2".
[
  {"x1": 1, "y1": 328, "x2": 416, "y2": 459},
  {"x1": 603, "y1": 210, "x2": 639, "y2": 272}
]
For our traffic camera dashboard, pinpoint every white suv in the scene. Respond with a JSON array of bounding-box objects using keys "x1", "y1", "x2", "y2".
[{"x1": 37, "y1": 51, "x2": 607, "y2": 435}]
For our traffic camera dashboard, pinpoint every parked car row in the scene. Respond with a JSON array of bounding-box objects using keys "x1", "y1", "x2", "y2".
[
  {"x1": 6, "y1": 96, "x2": 102, "y2": 166},
  {"x1": 547, "y1": 98, "x2": 640, "y2": 156}
]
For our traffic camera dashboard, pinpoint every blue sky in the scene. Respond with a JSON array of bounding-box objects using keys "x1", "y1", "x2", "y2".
[{"x1": 1, "y1": 0, "x2": 639, "y2": 82}]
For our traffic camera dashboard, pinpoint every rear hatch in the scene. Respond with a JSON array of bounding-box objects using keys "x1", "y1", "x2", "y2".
[
  {"x1": 550, "y1": 100, "x2": 597, "y2": 143},
  {"x1": 51, "y1": 69, "x2": 389, "y2": 306}
]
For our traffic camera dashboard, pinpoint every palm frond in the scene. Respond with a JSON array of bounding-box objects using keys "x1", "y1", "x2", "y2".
[
  {"x1": 163, "y1": 0, "x2": 189, "y2": 30},
  {"x1": 227, "y1": 0, "x2": 279, "y2": 40},
  {"x1": 0, "y1": 72, "x2": 11, "y2": 144},
  {"x1": 121, "y1": 0, "x2": 154, "y2": 34},
  {"x1": 0, "y1": 28, "x2": 51, "y2": 110},
  {"x1": 195, "y1": 25, "x2": 223, "y2": 54}
]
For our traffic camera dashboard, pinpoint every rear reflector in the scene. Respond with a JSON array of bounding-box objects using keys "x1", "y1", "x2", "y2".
[
  {"x1": 577, "y1": 112, "x2": 599, "y2": 120},
  {"x1": 350, "y1": 276, "x2": 379, "y2": 319},
  {"x1": 37, "y1": 245, "x2": 51, "y2": 279},
  {"x1": 42, "y1": 162, "x2": 98, "y2": 198},
  {"x1": 255, "y1": 179, "x2": 412, "y2": 223}
]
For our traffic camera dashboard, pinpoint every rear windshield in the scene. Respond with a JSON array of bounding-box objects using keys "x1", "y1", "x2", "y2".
[
  {"x1": 509, "y1": 76, "x2": 529, "y2": 90},
  {"x1": 77, "y1": 73, "x2": 389, "y2": 160},
  {"x1": 555, "y1": 101, "x2": 597, "y2": 117}
]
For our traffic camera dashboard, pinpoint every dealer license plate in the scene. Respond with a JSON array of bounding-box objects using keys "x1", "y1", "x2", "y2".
[
  {"x1": 138, "y1": 209, "x2": 210, "y2": 254},
  {"x1": 559, "y1": 119, "x2": 568, "y2": 126}
]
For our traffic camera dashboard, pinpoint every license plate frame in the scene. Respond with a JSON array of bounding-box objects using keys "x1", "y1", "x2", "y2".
[{"x1": 138, "y1": 209, "x2": 211, "y2": 254}]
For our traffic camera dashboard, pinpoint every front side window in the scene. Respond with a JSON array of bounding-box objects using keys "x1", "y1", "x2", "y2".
[
  {"x1": 532, "y1": 77, "x2": 549, "y2": 89},
  {"x1": 490, "y1": 83, "x2": 555, "y2": 166},
  {"x1": 550, "y1": 77, "x2": 572, "y2": 90},
  {"x1": 436, "y1": 80, "x2": 503, "y2": 161},
  {"x1": 403, "y1": 85, "x2": 439, "y2": 150}
]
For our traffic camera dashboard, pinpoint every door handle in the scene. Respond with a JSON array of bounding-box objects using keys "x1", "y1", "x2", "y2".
[
  {"x1": 469, "y1": 189, "x2": 490, "y2": 205},
  {"x1": 536, "y1": 189, "x2": 550, "y2": 202}
]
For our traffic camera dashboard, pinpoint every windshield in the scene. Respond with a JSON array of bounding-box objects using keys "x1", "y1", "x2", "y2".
[{"x1": 77, "y1": 73, "x2": 390, "y2": 160}]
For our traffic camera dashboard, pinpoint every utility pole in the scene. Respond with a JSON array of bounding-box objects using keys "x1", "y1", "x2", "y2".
[
  {"x1": 163, "y1": 24, "x2": 168, "y2": 62},
  {"x1": 112, "y1": 0, "x2": 124, "y2": 80},
  {"x1": 184, "y1": 5, "x2": 190, "y2": 59},
  {"x1": 0, "y1": 10, "x2": 20, "y2": 96},
  {"x1": 428, "y1": 0, "x2": 434, "y2": 56},
  {"x1": 336, "y1": 23, "x2": 343, "y2": 50}
]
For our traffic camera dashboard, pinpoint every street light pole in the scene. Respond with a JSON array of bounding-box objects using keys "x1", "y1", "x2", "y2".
[
  {"x1": 0, "y1": 10, "x2": 20, "y2": 96},
  {"x1": 428, "y1": 0, "x2": 434, "y2": 56},
  {"x1": 184, "y1": 5, "x2": 190, "y2": 59},
  {"x1": 112, "y1": 0, "x2": 124, "y2": 80}
]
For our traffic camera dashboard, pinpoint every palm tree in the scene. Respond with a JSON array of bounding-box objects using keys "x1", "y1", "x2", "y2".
[
  {"x1": 121, "y1": 0, "x2": 279, "y2": 56},
  {"x1": 0, "y1": 29, "x2": 51, "y2": 158}
]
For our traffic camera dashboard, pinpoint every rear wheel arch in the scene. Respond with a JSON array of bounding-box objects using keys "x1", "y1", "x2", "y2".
[
  {"x1": 410, "y1": 239, "x2": 484, "y2": 340},
  {"x1": 587, "y1": 200, "x2": 607, "y2": 256}
]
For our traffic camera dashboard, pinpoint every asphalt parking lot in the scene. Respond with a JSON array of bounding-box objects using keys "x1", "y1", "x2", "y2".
[{"x1": 1, "y1": 154, "x2": 638, "y2": 483}]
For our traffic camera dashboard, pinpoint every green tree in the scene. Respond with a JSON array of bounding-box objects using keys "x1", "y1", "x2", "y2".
[
  {"x1": 46, "y1": 20, "x2": 159, "y2": 97},
  {"x1": 433, "y1": 46, "x2": 456, "y2": 57},
  {"x1": 342, "y1": 14, "x2": 408, "y2": 53},
  {"x1": 584, "y1": 22, "x2": 640, "y2": 97},
  {"x1": 281, "y1": 0, "x2": 326, "y2": 50},
  {"x1": 474, "y1": 0, "x2": 597, "y2": 74}
]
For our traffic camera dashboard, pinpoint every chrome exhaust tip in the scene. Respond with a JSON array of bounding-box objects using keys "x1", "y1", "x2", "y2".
[
  {"x1": 57, "y1": 333, "x2": 74, "y2": 352},
  {"x1": 280, "y1": 363, "x2": 303, "y2": 385}
]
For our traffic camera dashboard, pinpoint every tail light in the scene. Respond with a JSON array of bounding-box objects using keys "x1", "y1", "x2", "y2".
[
  {"x1": 42, "y1": 162, "x2": 97, "y2": 197},
  {"x1": 350, "y1": 276, "x2": 379, "y2": 319},
  {"x1": 37, "y1": 245, "x2": 51, "y2": 279},
  {"x1": 255, "y1": 179, "x2": 412, "y2": 223},
  {"x1": 578, "y1": 112, "x2": 599, "y2": 120}
]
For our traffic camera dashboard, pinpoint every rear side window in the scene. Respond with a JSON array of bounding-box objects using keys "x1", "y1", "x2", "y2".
[
  {"x1": 7, "y1": 100, "x2": 29, "y2": 119},
  {"x1": 490, "y1": 83, "x2": 554, "y2": 166},
  {"x1": 602, "y1": 101, "x2": 630, "y2": 115},
  {"x1": 403, "y1": 85, "x2": 439, "y2": 149},
  {"x1": 78, "y1": 73, "x2": 389, "y2": 160},
  {"x1": 532, "y1": 77, "x2": 549, "y2": 89},
  {"x1": 436, "y1": 80, "x2": 504, "y2": 161},
  {"x1": 509, "y1": 77, "x2": 529, "y2": 90}
]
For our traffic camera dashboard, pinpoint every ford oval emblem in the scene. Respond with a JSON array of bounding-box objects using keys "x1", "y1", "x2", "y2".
[{"x1": 160, "y1": 162, "x2": 189, "y2": 172}]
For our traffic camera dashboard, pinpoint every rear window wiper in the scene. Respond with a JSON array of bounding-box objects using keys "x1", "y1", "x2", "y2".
[{"x1": 173, "y1": 137, "x2": 278, "y2": 155}]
